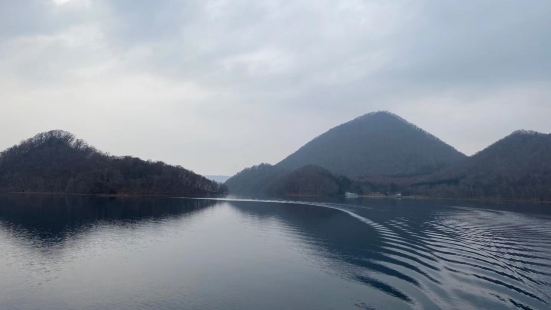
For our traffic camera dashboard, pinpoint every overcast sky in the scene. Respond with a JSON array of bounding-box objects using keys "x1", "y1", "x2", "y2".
[{"x1": 1, "y1": 0, "x2": 550, "y2": 175}]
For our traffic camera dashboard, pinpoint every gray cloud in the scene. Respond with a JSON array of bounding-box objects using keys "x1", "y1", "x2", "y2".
[{"x1": 0, "y1": 0, "x2": 550, "y2": 175}]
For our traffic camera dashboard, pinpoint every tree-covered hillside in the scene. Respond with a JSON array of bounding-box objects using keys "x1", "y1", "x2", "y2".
[
  {"x1": 224, "y1": 163, "x2": 288, "y2": 196},
  {"x1": 225, "y1": 164, "x2": 351, "y2": 197},
  {"x1": 226, "y1": 112, "x2": 551, "y2": 202},
  {"x1": 0, "y1": 130, "x2": 226, "y2": 197},
  {"x1": 410, "y1": 130, "x2": 551, "y2": 201}
]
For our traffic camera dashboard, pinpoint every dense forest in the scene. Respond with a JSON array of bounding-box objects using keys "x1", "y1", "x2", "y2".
[
  {"x1": 226, "y1": 112, "x2": 551, "y2": 202},
  {"x1": 0, "y1": 130, "x2": 226, "y2": 197}
]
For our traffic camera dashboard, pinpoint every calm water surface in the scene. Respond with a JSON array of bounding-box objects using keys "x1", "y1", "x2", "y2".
[{"x1": 1, "y1": 195, "x2": 550, "y2": 309}]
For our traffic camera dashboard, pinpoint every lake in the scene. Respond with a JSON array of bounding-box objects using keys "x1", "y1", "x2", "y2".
[{"x1": 1, "y1": 195, "x2": 550, "y2": 309}]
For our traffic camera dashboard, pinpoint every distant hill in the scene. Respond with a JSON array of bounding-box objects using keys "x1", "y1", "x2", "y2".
[
  {"x1": 0, "y1": 130, "x2": 226, "y2": 197},
  {"x1": 410, "y1": 130, "x2": 551, "y2": 201},
  {"x1": 225, "y1": 164, "x2": 350, "y2": 197},
  {"x1": 267, "y1": 165, "x2": 351, "y2": 197},
  {"x1": 277, "y1": 111, "x2": 466, "y2": 179},
  {"x1": 225, "y1": 163, "x2": 288, "y2": 196}
]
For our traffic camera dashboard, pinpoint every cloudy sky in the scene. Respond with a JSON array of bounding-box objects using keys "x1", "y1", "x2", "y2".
[{"x1": 1, "y1": 0, "x2": 550, "y2": 175}]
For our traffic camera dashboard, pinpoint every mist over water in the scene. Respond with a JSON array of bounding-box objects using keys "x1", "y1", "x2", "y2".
[{"x1": 0, "y1": 195, "x2": 550, "y2": 309}]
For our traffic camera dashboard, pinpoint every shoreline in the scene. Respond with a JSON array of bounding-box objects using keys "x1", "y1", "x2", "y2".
[
  {"x1": 345, "y1": 194, "x2": 551, "y2": 205},
  {"x1": 0, "y1": 191, "x2": 220, "y2": 199},
  {"x1": 1, "y1": 191, "x2": 550, "y2": 205}
]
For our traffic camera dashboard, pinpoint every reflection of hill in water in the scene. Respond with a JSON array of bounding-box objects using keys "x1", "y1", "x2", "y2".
[
  {"x1": 0, "y1": 194, "x2": 217, "y2": 248},
  {"x1": 228, "y1": 199, "x2": 551, "y2": 309},
  {"x1": 1, "y1": 195, "x2": 550, "y2": 309}
]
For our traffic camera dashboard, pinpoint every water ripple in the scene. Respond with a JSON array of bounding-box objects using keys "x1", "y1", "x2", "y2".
[{"x1": 221, "y1": 198, "x2": 551, "y2": 309}]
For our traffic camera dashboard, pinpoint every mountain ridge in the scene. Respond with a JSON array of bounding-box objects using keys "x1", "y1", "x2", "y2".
[{"x1": 404, "y1": 130, "x2": 551, "y2": 201}]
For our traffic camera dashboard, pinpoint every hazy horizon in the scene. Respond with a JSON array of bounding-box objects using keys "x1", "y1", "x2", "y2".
[{"x1": 1, "y1": 0, "x2": 550, "y2": 175}]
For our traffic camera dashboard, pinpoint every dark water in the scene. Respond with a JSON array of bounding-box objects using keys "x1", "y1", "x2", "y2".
[{"x1": 1, "y1": 195, "x2": 551, "y2": 309}]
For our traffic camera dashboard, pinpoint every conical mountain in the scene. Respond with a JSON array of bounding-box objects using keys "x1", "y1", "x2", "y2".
[
  {"x1": 0, "y1": 130, "x2": 225, "y2": 196},
  {"x1": 226, "y1": 111, "x2": 466, "y2": 196},
  {"x1": 276, "y1": 111, "x2": 466, "y2": 179}
]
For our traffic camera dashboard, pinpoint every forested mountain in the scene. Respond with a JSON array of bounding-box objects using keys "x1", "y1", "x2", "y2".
[
  {"x1": 0, "y1": 130, "x2": 226, "y2": 196},
  {"x1": 410, "y1": 130, "x2": 551, "y2": 201},
  {"x1": 225, "y1": 164, "x2": 350, "y2": 197},
  {"x1": 267, "y1": 165, "x2": 351, "y2": 197},
  {"x1": 224, "y1": 163, "x2": 288, "y2": 196},
  {"x1": 226, "y1": 112, "x2": 551, "y2": 201},
  {"x1": 227, "y1": 111, "x2": 466, "y2": 196},
  {"x1": 277, "y1": 111, "x2": 466, "y2": 179}
]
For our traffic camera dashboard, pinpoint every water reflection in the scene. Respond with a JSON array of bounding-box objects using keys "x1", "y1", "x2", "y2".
[
  {"x1": 0, "y1": 194, "x2": 216, "y2": 254},
  {"x1": 0, "y1": 194, "x2": 550, "y2": 309}
]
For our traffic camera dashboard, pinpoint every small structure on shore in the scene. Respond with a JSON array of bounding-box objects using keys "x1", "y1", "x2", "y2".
[{"x1": 344, "y1": 192, "x2": 360, "y2": 199}]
